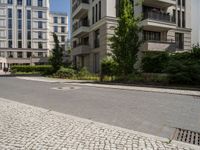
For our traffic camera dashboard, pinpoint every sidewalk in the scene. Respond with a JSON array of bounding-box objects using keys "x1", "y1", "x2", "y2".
[
  {"x1": 0, "y1": 97, "x2": 198, "y2": 150},
  {"x1": 17, "y1": 76, "x2": 200, "y2": 96}
]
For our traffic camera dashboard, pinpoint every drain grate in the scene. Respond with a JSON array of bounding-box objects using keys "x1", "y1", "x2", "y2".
[{"x1": 173, "y1": 128, "x2": 200, "y2": 146}]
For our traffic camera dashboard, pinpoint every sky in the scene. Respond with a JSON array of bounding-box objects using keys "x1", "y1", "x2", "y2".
[{"x1": 50, "y1": 0, "x2": 71, "y2": 38}]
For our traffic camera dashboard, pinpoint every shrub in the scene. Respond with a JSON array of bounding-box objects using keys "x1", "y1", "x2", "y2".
[
  {"x1": 10, "y1": 65, "x2": 53, "y2": 75},
  {"x1": 142, "y1": 52, "x2": 169, "y2": 73},
  {"x1": 54, "y1": 67, "x2": 75, "y2": 78},
  {"x1": 101, "y1": 57, "x2": 118, "y2": 76},
  {"x1": 77, "y1": 67, "x2": 91, "y2": 78},
  {"x1": 165, "y1": 59, "x2": 200, "y2": 85}
]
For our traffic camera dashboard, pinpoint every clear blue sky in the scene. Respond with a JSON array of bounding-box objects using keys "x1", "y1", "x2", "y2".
[{"x1": 50, "y1": 0, "x2": 71, "y2": 37}]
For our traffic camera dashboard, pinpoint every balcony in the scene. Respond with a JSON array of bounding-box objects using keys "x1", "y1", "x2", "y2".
[
  {"x1": 72, "y1": 20, "x2": 89, "y2": 37},
  {"x1": 141, "y1": 40, "x2": 176, "y2": 51},
  {"x1": 141, "y1": 11, "x2": 176, "y2": 30},
  {"x1": 143, "y1": 0, "x2": 176, "y2": 8},
  {"x1": 72, "y1": 0, "x2": 89, "y2": 19},
  {"x1": 72, "y1": 44, "x2": 91, "y2": 56}
]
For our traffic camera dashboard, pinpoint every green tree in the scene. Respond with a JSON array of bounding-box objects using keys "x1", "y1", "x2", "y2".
[
  {"x1": 110, "y1": 0, "x2": 143, "y2": 75},
  {"x1": 49, "y1": 33, "x2": 63, "y2": 72}
]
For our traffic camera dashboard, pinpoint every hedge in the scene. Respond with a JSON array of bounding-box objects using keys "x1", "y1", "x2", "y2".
[{"x1": 11, "y1": 65, "x2": 53, "y2": 75}]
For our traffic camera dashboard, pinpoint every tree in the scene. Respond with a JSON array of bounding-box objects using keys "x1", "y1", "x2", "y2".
[
  {"x1": 49, "y1": 33, "x2": 63, "y2": 72},
  {"x1": 110, "y1": 0, "x2": 143, "y2": 75}
]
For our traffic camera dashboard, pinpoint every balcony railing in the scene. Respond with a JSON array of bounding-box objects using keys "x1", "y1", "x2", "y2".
[
  {"x1": 72, "y1": 0, "x2": 89, "y2": 12},
  {"x1": 143, "y1": 11, "x2": 176, "y2": 23},
  {"x1": 72, "y1": 20, "x2": 89, "y2": 32}
]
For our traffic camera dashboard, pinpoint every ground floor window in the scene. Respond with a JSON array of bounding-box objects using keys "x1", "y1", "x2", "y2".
[
  {"x1": 175, "y1": 33, "x2": 184, "y2": 50},
  {"x1": 0, "y1": 63, "x2": 2, "y2": 70}
]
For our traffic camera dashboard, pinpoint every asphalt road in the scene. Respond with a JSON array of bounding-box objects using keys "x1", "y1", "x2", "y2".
[{"x1": 0, "y1": 77, "x2": 200, "y2": 139}]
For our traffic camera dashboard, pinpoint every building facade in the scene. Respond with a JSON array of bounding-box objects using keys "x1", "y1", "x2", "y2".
[
  {"x1": 0, "y1": 0, "x2": 68, "y2": 68},
  {"x1": 71, "y1": 0, "x2": 192, "y2": 73}
]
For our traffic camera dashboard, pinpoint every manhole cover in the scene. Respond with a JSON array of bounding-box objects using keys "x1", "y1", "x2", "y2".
[
  {"x1": 51, "y1": 86, "x2": 81, "y2": 91},
  {"x1": 173, "y1": 128, "x2": 200, "y2": 146}
]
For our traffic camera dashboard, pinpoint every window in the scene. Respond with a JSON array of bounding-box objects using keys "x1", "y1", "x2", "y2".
[
  {"x1": 54, "y1": 17, "x2": 58, "y2": 23},
  {"x1": 38, "y1": 21, "x2": 43, "y2": 28},
  {"x1": 38, "y1": 0, "x2": 43, "y2": 7},
  {"x1": 18, "y1": 41, "x2": 22, "y2": 48},
  {"x1": 27, "y1": 10, "x2": 31, "y2": 19},
  {"x1": 182, "y1": 11, "x2": 185, "y2": 28},
  {"x1": 38, "y1": 52, "x2": 43, "y2": 57},
  {"x1": 17, "y1": 0, "x2": 22, "y2": 5},
  {"x1": 8, "y1": 9, "x2": 12, "y2": 18},
  {"x1": 17, "y1": 9, "x2": 22, "y2": 19},
  {"x1": 95, "y1": 4, "x2": 98, "y2": 22},
  {"x1": 27, "y1": 0, "x2": 31, "y2": 6},
  {"x1": 38, "y1": 31, "x2": 43, "y2": 39},
  {"x1": 61, "y1": 27, "x2": 65, "y2": 33},
  {"x1": 17, "y1": 52, "x2": 23, "y2": 58},
  {"x1": 61, "y1": 36, "x2": 65, "y2": 42},
  {"x1": 27, "y1": 52, "x2": 32, "y2": 58},
  {"x1": 99, "y1": 1, "x2": 101, "y2": 20},
  {"x1": 8, "y1": 41, "x2": 12, "y2": 48},
  {"x1": 27, "y1": 21, "x2": 31, "y2": 30},
  {"x1": 143, "y1": 30, "x2": 161, "y2": 41},
  {"x1": 7, "y1": 0, "x2": 13, "y2": 4},
  {"x1": 94, "y1": 29, "x2": 100, "y2": 48},
  {"x1": 7, "y1": 51, "x2": 13, "y2": 58},
  {"x1": 27, "y1": 41, "x2": 31, "y2": 48},
  {"x1": 92, "y1": 7, "x2": 94, "y2": 24},
  {"x1": 182, "y1": 0, "x2": 185, "y2": 7},
  {"x1": 27, "y1": 31, "x2": 31, "y2": 40},
  {"x1": 178, "y1": 0, "x2": 181, "y2": 6},
  {"x1": 54, "y1": 26, "x2": 58, "y2": 32},
  {"x1": 61, "y1": 17, "x2": 65, "y2": 24},
  {"x1": 8, "y1": 30, "x2": 12, "y2": 39},
  {"x1": 8, "y1": 19, "x2": 12, "y2": 28},
  {"x1": 38, "y1": 11, "x2": 43, "y2": 18},
  {"x1": 18, "y1": 30, "x2": 22, "y2": 39},
  {"x1": 178, "y1": 10, "x2": 181, "y2": 27},
  {"x1": 38, "y1": 42, "x2": 43, "y2": 49},
  {"x1": 18, "y1": 20, "x2": 22, "y2": 29}
]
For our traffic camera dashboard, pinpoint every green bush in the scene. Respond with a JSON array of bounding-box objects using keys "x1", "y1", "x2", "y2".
[
  {"x1": 101, "y1": 57, "x2": 118, "y2": 76},
  {"x1": 54, "y1": 67, "x2": 75, "y2": 78},
  {"x1": 165, "y1": 59, "x2": 200, "y2": 85},
  {"x1": 142, "y1": 52, "x2": 169, "y2": 73},
  {"x1": 10, "y1": 65, "x2": 53, "y2": 75},
  {"x1": 77, "y1": 67, "x2": 91, "y2": 77}
]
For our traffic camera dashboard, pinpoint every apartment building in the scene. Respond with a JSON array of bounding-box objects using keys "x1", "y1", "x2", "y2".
[
  {"x1": 0, "y1": 0, "x2": 68, "y2": 69},
  {"x1": 49, "y1": 12, "x2": 68, "y2": 53},
  {"x1": 71, "y1": 0, "x2": 192, "y2": 73}
]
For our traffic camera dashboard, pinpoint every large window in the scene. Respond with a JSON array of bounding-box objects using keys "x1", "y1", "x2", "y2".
[
  {"x1": 54, "y1": 17, "x2": 58, "y2": 23},
  {"x1": 94, "y1": 29, "x2": 100, "y2": 48},
  {"x1": 38, "y1": 31, "x2": 43, "y2": 39},
  {"x1": 27, "y1": 10, "x2": 31, "y2": 19},
  {"x1": 54, "y1": 26, "x2": 58, "y2": 32},
  {"x1": 61, "y1": 17, "x2": 65, "y2": 24},
  {"x1": 8, "y1": 30, "x2": 12, "y2": 39},
  {"x1": 18, "y1": 30, "x2": 22, "y2": 39},
  {"x1": 18, "y1": 20, "x2": 22, "y2": 29},
  {"x1": 61, "y1": 36, "x2": 65, "y2": 42},
  {"x1": 38, "y1": 21, "x2": 43, "y2": 28},
  {"x1": 143, "y1": 30, "x2": 161, "y2": 41},
  {"x1": 38, "y1": 11, "x2": 43, "y2": 18},
  {"x1": 18, "y1": 41, "x2": 22, "y2": 48},
  {"x1": 8, "y1": 41, "x2": 12, "y2": 48},
  {"x1": 27, "y1": 21, "x2": 31, "y2": 30},
  {"x1": 8, "y1": 9, "x2": 12, "y2": 18},
  {"x1": 27, "y1": 0, "x2": 31, "y2": 6},
  {"x1": 7, "y1": 0, "x2": 12, "y2": 4},
  {"x1": 17, "y1": 52, "x2": 23, "y2": 58},
  {"x1": 8, "y1": 19, "x2": 12, "y2": 29},
  {"x1": 38, "y1": 42, "x2": 43, "y2": 49},
  {"x1": 17, "y1": 9, "x2": 22, "y2": 19},
  {"x1": 38, "y1": 0, "x2": 43, "y2": 7},
  {"x1": 61, "y1": 27, "x2": 65, "y2": 33},
  {"x1": 17, "y1": 0, "x2": 22, "y2": 5},
  {"x1": 27, "y1": 31, "x2": 31, "y2": 40},
  {"x1": 27, "y1": 41, "x2": 31, "y2": 48}
]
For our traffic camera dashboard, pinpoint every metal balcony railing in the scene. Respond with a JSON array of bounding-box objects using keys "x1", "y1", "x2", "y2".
[
  {"x1": 72, "y1": 20, "x2": 89, "y2": 32},
  {"x1": 143, "y1": 11, "x2": 176, "y2": 23},
  {"x1": 72, "y1": 0, "x2": 89, "y2": 12}
]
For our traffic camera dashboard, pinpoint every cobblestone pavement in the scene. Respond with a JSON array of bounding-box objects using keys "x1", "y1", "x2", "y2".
[{"x1": 0, "y1": 98, "x2": 198, "y2": 150}]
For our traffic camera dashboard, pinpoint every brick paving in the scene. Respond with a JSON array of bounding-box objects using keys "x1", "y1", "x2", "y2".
[{"x1": 0, "y1": 98, "x2": 198, "y2": 150}]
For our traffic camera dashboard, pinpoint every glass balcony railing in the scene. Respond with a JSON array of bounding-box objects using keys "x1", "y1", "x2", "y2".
[
  {"x1": 72, "y1": 0, "x2": 89, "y2": 13},
  {"x1": 143, "y1": 11, "x2": 176, "y2": 23}
]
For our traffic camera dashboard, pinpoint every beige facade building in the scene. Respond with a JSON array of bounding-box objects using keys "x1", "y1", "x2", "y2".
[
  {"x1": 71, "y1": 0, "x2": 192, "y2": 73},
  {"x1": 0, "y1": 0, "x2": 68, "y2": 67}
]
